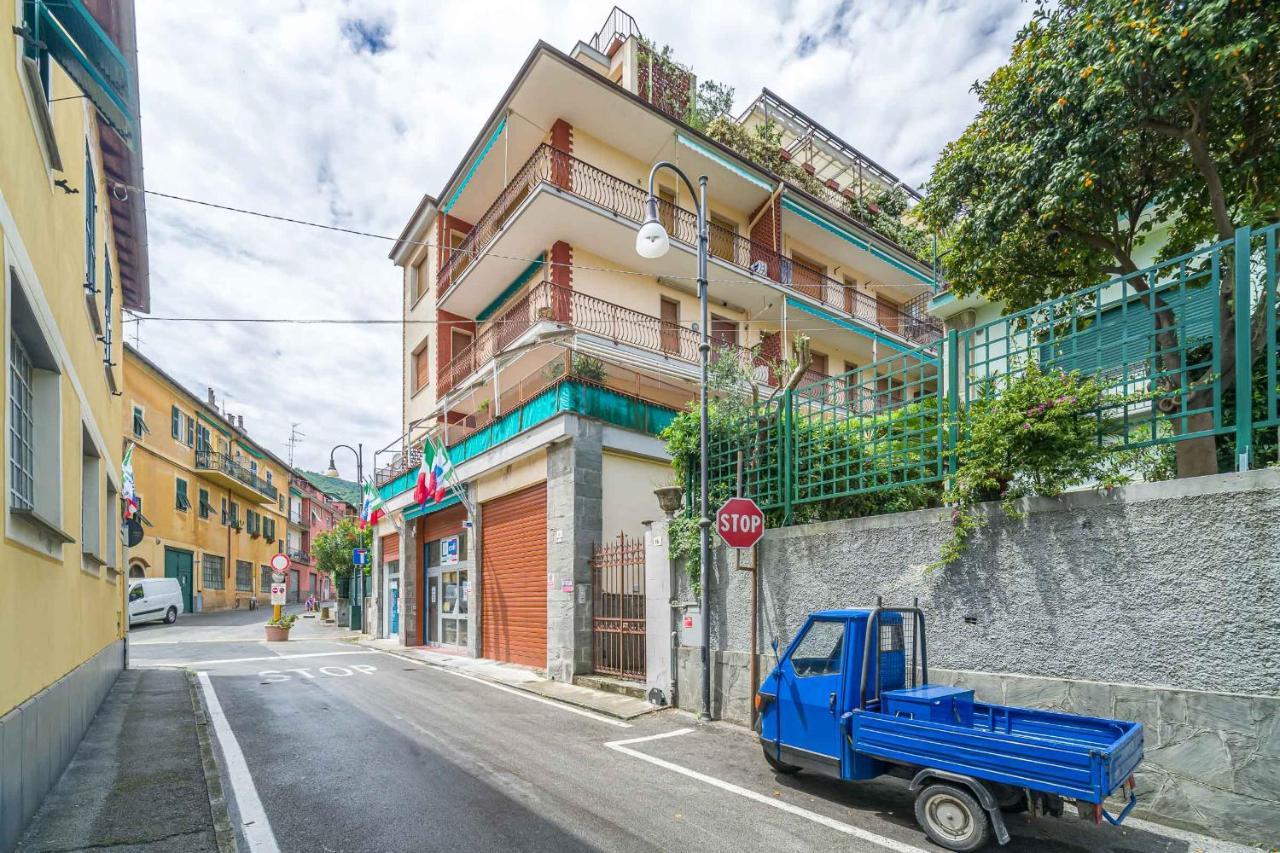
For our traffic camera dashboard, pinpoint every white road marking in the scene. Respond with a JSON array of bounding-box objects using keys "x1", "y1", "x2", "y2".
[
  {"x1": 136, "y1": 650, "x2": 376, "y2": 667},
  {"x1": 195, "y1": 672, "x2": 280, "y2": 853},
  {"x1": 604, "y1": 729, "x2": 927, "y2": 853},
  {"x1": 1122, "y1": 817, "x2": 1256, "y2": 853},
  {"x1": 372, "y1": 649, "x2": 633, "y2": 729}
]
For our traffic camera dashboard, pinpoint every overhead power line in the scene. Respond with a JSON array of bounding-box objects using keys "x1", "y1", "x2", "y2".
[{"x1": 108, "y1": 180, "x2": 934, "y2": 291}]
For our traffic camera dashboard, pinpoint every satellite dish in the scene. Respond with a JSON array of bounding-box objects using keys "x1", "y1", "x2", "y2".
[{"x1": 125, "y1": 517, "x2": 143, "y2": 548}]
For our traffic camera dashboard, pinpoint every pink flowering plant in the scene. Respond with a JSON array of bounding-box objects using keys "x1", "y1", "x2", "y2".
[{"x1": 932, "y1": 360, "x2": 1133, "y2": 569}]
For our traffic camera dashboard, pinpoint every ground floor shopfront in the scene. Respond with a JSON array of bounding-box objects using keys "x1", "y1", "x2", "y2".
[{"x1": 370, "y1": 414, "x2": 672, "y2": 683}]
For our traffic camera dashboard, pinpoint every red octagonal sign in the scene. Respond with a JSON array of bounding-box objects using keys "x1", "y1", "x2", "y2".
[{"x1": 716, "y1": 497, "x2": 765, "y2": 549}]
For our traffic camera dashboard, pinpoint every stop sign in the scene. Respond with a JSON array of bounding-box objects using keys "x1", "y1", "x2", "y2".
[{"x1": 716, "y1": 497, "x2": 765, "y2": 549}]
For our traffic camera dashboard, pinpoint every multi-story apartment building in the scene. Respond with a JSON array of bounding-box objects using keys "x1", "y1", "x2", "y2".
[
  {"x1": 370, "y1": 9, "x2": 940, "y2": 680},
  {"x1": 122, "y1": 345, "x2": 291, "y2": 612},
  {"x1": 1, "y1": 1, "x2": 149, "y2": 846},
  {"x1": 284, "y1": 471, "x2": 351, "y2": 602}
]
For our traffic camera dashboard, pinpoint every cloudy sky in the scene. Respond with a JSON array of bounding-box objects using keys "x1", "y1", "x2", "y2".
[{"x1": 131, "y1": 0, "x2": 1030, "y2": 477}]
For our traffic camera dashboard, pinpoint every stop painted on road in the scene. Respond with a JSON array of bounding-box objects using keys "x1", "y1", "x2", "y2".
[{"x1": 258, "y1": 664, "x2": 377, "y2": 682}]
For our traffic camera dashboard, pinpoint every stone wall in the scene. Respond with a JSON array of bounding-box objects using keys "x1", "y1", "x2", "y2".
[
  {"x1": 546, "y1": 423, "x2": 602, "y2": 681},
  {"x1": 674, "y1": 469, "x2": 1280, "y2": 845}
]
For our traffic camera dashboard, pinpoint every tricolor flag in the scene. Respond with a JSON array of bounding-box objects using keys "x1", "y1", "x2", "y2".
[
  {"x1": 412, "y1": 439, "x2": 432, "y2": 505},
  {"x1": 425, "y1": 443, "x2": 455, "y2": 504},
  {"x1": 359, "y1": 480, "x2": 385, "y2": 530},
  {"x1": 121, "y1": 443, "x2": 139, "y2": 520}
]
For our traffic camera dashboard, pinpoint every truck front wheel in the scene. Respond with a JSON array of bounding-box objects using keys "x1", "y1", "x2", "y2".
[{"x1": 914, "y1": 784, "x2": 991, "y2": 851}]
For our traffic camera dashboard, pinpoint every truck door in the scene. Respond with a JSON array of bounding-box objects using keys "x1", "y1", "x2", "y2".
[{"x1": 777, "y1": 617, "x2": 848, "y2": 774}]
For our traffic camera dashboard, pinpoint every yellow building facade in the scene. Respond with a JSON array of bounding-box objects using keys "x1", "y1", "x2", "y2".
[
  {"x1": 123, "y1": 345, "x2": 291, "y2": 612},
  {"x1": 1, "y1": 1, "x2": 149, "y2": 846}
]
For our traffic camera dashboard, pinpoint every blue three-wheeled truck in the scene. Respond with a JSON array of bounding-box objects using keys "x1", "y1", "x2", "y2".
[{"x1": 756, "y1": 605, "x2": 1143, "y2": 851}]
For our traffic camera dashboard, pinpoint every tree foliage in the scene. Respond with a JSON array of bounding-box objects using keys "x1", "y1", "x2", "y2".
[
  {"x1": 313, "y1": 517, "x2": 372, "y2": 589},
  {"x1": 922, "y1": 0, "x2": 1279, "y2": 305}
]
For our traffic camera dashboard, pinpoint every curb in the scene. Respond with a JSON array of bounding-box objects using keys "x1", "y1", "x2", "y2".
[
  {"x1": 186, "y1": 670, "x2": 238, "y2": 853},
  {"x1": 359, "y1": 642, "x2": 658, "y2": 721}
]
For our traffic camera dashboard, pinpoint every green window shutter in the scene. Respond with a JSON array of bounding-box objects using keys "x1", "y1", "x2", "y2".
[{"x1": 171, "y1": 406, "x2": 180, "y2": 439}]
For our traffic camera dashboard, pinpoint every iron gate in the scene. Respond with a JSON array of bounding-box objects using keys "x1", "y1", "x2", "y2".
[{"x1": 590, "y1": 533, "x2": 646, "y2": 680}]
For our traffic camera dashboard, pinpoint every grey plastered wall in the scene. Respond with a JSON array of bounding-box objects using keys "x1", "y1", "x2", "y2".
[
  {"x1": 545, "y1": 420, "x2": 602, "y2": 681},
  {"x1": 677, "y1": 469, "x2": 1280, "y2": 845},
  {"x1": 1, "y1": 639, "x2": 123, "y2": 850}
]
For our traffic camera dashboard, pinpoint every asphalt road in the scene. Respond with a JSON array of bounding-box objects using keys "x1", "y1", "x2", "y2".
[{"x1": 131, "y1": 607, "x2": 1248, "y2": 853}]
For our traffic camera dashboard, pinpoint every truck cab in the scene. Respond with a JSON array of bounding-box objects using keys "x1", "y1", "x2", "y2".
[{"x1": 757, "y1": 606, "x2": 1142, "y2": 851}]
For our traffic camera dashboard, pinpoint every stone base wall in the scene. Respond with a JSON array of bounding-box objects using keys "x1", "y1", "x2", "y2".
[
  {"x1": 675, "y1": 648, "x2": 1279, "y2": 845},
  {"x1": 670, "y1": 469, "x2": 1280, "y2": 845},
  {"x1": 0, "y1": 639, "x2": 123, "y2": 850}
]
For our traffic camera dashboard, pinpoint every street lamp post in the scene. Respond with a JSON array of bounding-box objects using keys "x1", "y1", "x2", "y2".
[
  {"x1": 637, "y1": 162, "x2": 712, "y2": 722},
  {"x1": 326, "y1": 443, "x2": 364, "y2": 628}
]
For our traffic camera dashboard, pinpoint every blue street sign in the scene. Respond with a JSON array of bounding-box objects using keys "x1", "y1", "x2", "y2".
[{"x1": 353, "y1": 547, "x2": 369, "y2": 566}]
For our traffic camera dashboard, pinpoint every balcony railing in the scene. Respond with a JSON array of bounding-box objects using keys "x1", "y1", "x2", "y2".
[
  {"x1": 194, "y1": 450, "x2": 279, "y2": 501},
  {"x1": 437, "y1": 144, "x2": 941, "y2": 348},
  {"x1": 288, "y1": 548, "x2": 311, "y2": 565},
  {"x1": 439, "y1": 278, "x2": 759, "y2": 395}
]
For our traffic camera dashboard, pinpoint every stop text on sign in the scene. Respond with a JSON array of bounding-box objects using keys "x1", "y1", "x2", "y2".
[{"x1": 715, "y1": 497, "x2": 765, "y2": 549}]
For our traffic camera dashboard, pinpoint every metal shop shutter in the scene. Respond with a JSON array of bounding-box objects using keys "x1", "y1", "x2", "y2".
[
  {"x1": 381, "y1": 533, "x2": 400, "y2": 563},
  {"x1": 480, "y1": 482, "x2": 547, "y2": 668}
]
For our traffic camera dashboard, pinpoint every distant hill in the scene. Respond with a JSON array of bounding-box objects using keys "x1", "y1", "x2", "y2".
[{"x1": 297, "y1": 470, "x2": 361, "y2": 507}]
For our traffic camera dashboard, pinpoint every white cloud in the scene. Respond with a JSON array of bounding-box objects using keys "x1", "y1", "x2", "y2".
[{"x1": 131, "y1": 0, "x2": 1028, "y2": 475}]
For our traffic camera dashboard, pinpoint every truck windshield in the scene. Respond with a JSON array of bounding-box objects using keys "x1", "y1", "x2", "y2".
[{"x1": 791, "y1": 620, "x2": 844, "y2": 677}]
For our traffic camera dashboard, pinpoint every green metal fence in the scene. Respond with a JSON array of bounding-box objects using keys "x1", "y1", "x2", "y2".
[{"x1": 704, "y1": 223, "x2": 1277, "y2": 520}]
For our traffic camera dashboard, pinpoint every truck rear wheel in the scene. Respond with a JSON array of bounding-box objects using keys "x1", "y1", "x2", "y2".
[
  {"x1": 761, "y1": 746, "x2": 801, "y2": 775},
  {"x1": 914, "y1": 784, "x2": 991, "y2": 851}
]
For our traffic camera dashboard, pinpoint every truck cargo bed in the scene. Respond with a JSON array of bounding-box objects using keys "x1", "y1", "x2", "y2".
[{"x1": 849, "y1": 700, "x2": 1144, "y2": 803}]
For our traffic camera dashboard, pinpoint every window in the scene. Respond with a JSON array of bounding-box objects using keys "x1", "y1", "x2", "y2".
[
  {"x1": 810, "y1": 351, "x2": 829, "y2": 376},
  {"x1": 84, "y1": 146, "x2": 96, "y2": 293},
  {"x1": 132, "y1": 405, "x2": 146, "y2": 438},
  {"x1": 175, "y1": 477, "x2": 190, "y2": 511},
  {"x1": 246, "y1": 509, "x2": 258, "y2": 537},
  {"x1": 220, "y1": 497, "x2": 228, "y2": 526},
  {"x1": 9, "y1": 335, "x2": 35, "y2": 510},
  {"x1": 129, "y1": 585, "x2": 143, "y2": 602},
  {"x1": 266, "y1": 470, "x2": 273, "y2": 489},
  {"x1": 260, "y1": 564, "x2": 272, "y2": 591},
  {"x1": 170, "y1": 407, "x2": 194, "y2": 446},
  {"x1": 249, "y1": 459, "x2": 258, "y2": 480},
  {"x1": 201, "y1": 554, "x2": 225, "y2": 589},
  {"x1": 80, "y1": 427, "x2": 101, "y2": 561},
  {"x1": 102, "y1": 247, "x2": 113, "y2": 365},
  {"x1": 196, "y1": 423, "x2": 211, "y2": 452},
  {"x1": 708, "y1": 212, "x2": 737, "y2": 262},
  {"x1": 236, "y1": 560, "x2": 253, "y2": 592},
  {"x1": 230, "y1": 502, "x2": 240, "y2": 530},
  {"x1": 790, "y1": 620, "x2": 845, "y2": 677},
  {"x1": 198, "y1": 488, "x2": 211, "y2": 519},
  {"x1": 408, "y1": 260, "x2": 423, "y2": 304},
  {"x1": 659, "y1": 297, "x2": 680, "y2": 354},
  {"x1": 106, "y1": 480, "x2": 118, "y2": 571},
  {"x1": 413, "y1": 340, "x2": 430, "y2": 393},
  {"x1": 263, "y1": 517, "x2": 275, "y2": 541}
]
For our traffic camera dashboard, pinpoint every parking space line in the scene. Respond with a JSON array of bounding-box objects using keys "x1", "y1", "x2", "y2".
[
  {"x1": 137, "y1": 650, "x2": 376, "y2": 668},
  {"x1": 195, "y1": 672, "x2": 281, "y2": 853},
  {"x1": 604, "y1": 730, "x2": 926, "y2": 853},
  {"x1": 371, "y1": 649, "x2": 633, "y2": 729}
]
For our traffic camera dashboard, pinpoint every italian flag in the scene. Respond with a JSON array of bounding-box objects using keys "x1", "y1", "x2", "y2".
[
  {"x1": 412, "y1": 439, "x2": 433, "y2": 505},
  {"x1": 359, "y1": 479, "x2": 385, "y2": 530},
  {"x1": 426, "y1": 443, "x2": 455, "y2": 504},
  {"x1": 121, "y1": 443, "x2": 139, "y2": 520}
]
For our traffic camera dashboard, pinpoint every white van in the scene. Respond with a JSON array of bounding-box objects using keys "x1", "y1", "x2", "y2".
[{"x1": 127, "y1": 578, "x2": 184, "y2": 626}]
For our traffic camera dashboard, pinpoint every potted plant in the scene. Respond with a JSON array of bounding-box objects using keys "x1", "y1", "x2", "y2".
[
  {"x1": 654, "y1": 483, "x2": 685, "y2": 516},
  {"x1": 265, "y1": 613, "x2": 297, "y2": 642}
]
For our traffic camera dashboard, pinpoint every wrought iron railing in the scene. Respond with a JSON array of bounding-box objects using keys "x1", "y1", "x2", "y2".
[
  {"x1": 439, "y1": 278, "x2": 759, "y2": 395},
  {"x1": 194, "y1": 450, "x2": 279, "y2": 501},
  {"x1": 437, "y1": 143, "x2": 942, "y2": 347}
]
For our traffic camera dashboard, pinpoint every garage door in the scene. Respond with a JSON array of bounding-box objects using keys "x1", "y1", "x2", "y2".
[{"x1": 480, "y1": 482, "x2": 547, "y2": 668}]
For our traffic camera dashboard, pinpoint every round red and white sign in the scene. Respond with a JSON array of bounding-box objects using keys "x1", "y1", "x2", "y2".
[
  {"x1": 716, "y1": 497, "x2": 765, "y2": 549},
  {"x1": 270, "y1": 553, "x2": 291, "y2": 572}
]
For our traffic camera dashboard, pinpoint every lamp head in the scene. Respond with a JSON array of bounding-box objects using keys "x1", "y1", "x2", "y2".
[
  {"x1": 635, "y1": 196, "x2": 670, "y2": 259},
  {"x1": 325, "y1": 456, "x2": 339, "y2": 478}
]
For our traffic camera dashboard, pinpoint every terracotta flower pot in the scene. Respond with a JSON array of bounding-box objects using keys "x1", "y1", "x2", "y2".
[{"x1": 264, "y1": 625, "x2": 291, "y2": 642}]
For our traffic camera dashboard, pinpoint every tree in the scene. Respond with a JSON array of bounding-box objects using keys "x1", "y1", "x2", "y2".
[
  {"x1": 312, "y1": 518, "x2": 371, "y2": 597},
  {"x1": 920, "y1": 0, "x2": 1280, "y2": 477}
]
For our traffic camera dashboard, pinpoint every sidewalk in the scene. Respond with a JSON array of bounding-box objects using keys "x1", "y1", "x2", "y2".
[
  {"x1": 359, "y1": 639, "x2": 658, "y2": 721},
  {"x1": 16, "y1": 669, "x2": 230, "y2": 853}
]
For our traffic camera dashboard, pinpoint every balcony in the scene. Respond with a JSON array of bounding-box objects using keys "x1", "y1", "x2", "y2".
[
  {"x1": 288, "y1": 548, "x2": 311, "y2": 566},
  {"x1": 437, "y1": 144, "x2": 941, "y2": 349},
  {"x1": 439, "y1": 278, "x2": 761, "y2": 395},
  {"x1": 195, "y1": 450, "x2": 279, "y2": 505}
]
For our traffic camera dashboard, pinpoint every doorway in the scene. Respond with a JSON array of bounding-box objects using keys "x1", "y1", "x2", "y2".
[
  {"x1": 163, "y1": 547, "x2": 194, "y2": 613},
  {"x1": 427, "y1": 576, "x2": 439, "y2": 643}
]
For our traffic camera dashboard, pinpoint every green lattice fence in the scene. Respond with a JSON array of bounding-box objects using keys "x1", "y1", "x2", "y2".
[{"x1": 700, "y1": 223, "x2": 1275, "y2": 522}]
